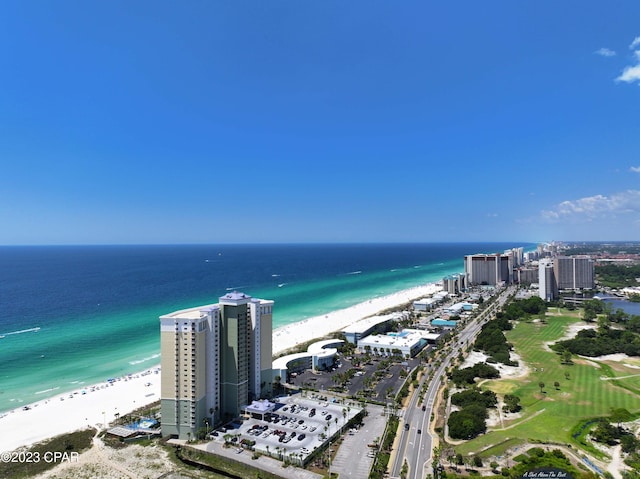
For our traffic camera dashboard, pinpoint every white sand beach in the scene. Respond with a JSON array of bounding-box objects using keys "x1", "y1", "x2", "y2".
[
  {"x1": 0, "y1": 281, "x2": 440, "y2": 453},
  {"x1": 0, "y1": 369, "x2": 161, "y2": 453},
  {"x1": 272, "y1": 282, "x2": 441, "y2": 355}
]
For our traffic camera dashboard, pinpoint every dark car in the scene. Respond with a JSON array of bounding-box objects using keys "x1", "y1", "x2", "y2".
[
  {"x1": 325, "y1": 414, "x2": 332, "y2": 421},
  {"x1": 417, "y1": 429, "x2": 422, "y2": 434},
  {"x1": 298, "y1": 434, "x2": 306, "y2": 440}
]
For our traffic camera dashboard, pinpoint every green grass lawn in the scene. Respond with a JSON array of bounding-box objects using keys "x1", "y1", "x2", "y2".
[{"x1": 453, "y1": 311, "x2": 640, "y2": 458}]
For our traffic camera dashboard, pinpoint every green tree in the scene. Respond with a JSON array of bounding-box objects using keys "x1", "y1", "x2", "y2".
[{"x1": 561, "y1": 350, "x2": 573, "y2": 365}]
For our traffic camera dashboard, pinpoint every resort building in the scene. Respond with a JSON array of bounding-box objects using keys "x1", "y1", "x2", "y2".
[
  {"x1": 505, "y1": 247, "x2": 524, "y2": 267},
  {"x1": 516, "y1": 267, "x2": 538, "y2": 285},
  {"x1": 554, "y1": 256, "x2": 595, "y2": 290},
  {"x1": 464, "y1": 253, "x2": 512, "y2": 286},
  {"x1": 442, "y1": 273, "x2": 465, "y2": 295},
  {"x1": 160, "y1": 292, "x2": 273, "y2": 440},
  {"x1": 538, "y1": 259, "x2": 557, "y2": 301}
]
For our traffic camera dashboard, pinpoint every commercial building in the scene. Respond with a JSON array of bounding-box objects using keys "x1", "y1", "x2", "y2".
[
  {"x1": 271, "y1": 339, "x2": 344, "y2": 381},
  {"x1": 357, "y1": 329, "x2": 435, "y2": 358},
  {"x1": 341, "y1": 312, "x2": 405, "y2": 344},
  {"x1": 443, "y1": 302, "x2": 474, "y2": 316},
  {"x1": 413, "y1": 297, "x2": 437, "y2": 311},
  {"x1": 160, "y1": 292, "x2": 273, "y2": 440},
  {"x1": 464, "y1": 253, "x2": 512, "y2": 286},
  {"x1": 430, "y1": 318, "x2": 458, "y2": 329}
]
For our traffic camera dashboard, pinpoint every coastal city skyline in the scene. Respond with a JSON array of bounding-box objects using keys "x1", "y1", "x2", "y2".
[{"x1": 1, "y1": 2, "x2": 640, "y2": 245}]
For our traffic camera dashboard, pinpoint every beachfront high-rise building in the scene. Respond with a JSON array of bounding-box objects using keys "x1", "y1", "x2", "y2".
[
  {"x1": 554, "y1": 256, "x2": 595, "y2": 290},
  {"x1": 516, "y1": 267, "x2": 538, "y2": 285},
  {"x1": 539, "y1": 258, "x2": 557, "y2": 301},
  {"x1": 442, "y1": 273, "x2": 465, "y2": 295},
  {"x1": 505, "y1": 247, "x2": 524, "y2": 267},
  {"x1": 464, "y1": 253, "x2": 512, "y2": 286},
  {"x1": 160, "y1": 292, "x2": 273, "y2": 440}
]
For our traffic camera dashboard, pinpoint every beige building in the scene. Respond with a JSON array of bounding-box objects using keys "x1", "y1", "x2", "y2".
[
  {"x1": 160, "y1": 292, "x2": 273, "y2": 439},
  {"x1": 464, "y1": 253, "x2": 513, "y2": 286}
]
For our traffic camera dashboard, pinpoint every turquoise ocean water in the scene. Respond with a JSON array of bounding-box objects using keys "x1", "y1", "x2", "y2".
[{"x1": 0, "y1": 243, "x2": 530, "y2": 412}]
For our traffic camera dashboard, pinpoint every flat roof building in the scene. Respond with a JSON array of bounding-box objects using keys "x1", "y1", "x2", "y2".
[
  {"x1": 431, "y1": 318, "x2": 458, "y2": 329},
  {"x1": 554, "y1": 256, "x2": 594, "y2": 290},
  {"x1": 464, "y1": 253, "x2": 512, "y2": 286},
  {"x1": 413, "y1": 298, "x2": 437, "y2": 311},
  {"x1": 539, "y1": 259, "x2": 557, "y2": 301},
  {"x1": 342, "y1": 312, "x2": 405, "y2": 344},
  {"x1": 272, "y1": 339, "x2": 344, "y2": 380},
  {"x1": 357, "y1": 329, "x2": 432, "y2": 358}
]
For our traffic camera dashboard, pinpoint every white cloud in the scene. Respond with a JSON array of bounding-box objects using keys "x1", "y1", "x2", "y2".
[
  {"x1": 615, "y1": 36, "x2": 640, "y2": 84},
  {"x1": 617, "y1": 64, "x2": 640, "y2": 84},
  {"x1": 595, "y1": 47, "x2": 616, "y2": 57},
  {"x1": 631, "y1": 166, "x2": 640, "y2": 173},
  {"x1": 541, "y1": 190, "x2": 640, "y2": 221}
]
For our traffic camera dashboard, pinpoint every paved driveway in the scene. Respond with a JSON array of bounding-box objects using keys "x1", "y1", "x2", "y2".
[{"x1": 330, "y1": 404, "x2": 386, "y2": 479}]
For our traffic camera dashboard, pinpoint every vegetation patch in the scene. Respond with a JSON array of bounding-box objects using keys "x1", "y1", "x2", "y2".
[
  {"x1": 0, "y1": 428, "x2": 95, "y2": 479},
  {"x1": 452, "y1": 310, "x2": 640, "y2": 461}
]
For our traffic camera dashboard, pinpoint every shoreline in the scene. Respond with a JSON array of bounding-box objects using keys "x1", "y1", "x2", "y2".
[
  {"x1": 0, "y1": 367, "x2": 161, "y2": 453},
  {"x1": 272, "y1": 281, "x2": 442, "y2": 355},
  {"x1": 0, "y1": 280, "x2": 441, "y2": 453}
]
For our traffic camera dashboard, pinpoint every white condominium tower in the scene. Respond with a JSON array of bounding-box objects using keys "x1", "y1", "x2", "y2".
[
  {"x1": 538, "y1": 258, "x2": 557, "y2": 301},
  {"x1": 160, "y1": 292, "x2": 273, "y2": 440}
]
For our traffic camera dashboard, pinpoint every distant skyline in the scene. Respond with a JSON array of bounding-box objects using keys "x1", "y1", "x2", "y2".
[{"x1": 1, "y1": 2, "x2": 639, "y2": 245}]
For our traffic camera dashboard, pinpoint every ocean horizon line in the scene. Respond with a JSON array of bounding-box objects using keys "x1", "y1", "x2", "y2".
[{"x1": 0, "y1": 240, "x2": 539, "y2": 248}]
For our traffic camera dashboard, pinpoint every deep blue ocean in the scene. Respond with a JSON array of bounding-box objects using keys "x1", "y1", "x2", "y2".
[{"x1": 0, "y1": 242, "x2": 529, "y2": 412}]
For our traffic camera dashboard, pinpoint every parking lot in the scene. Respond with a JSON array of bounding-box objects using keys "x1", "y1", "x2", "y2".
[
  {"x1": 289, "y1": 351, "x2": 424, "y2": 402},
  {"x1": 209, "y1": 395, "x2": 362, "y2": 464}
]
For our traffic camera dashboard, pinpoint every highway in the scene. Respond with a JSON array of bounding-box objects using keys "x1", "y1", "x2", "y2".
[{"x1": 389, "y1": 286, "x2": 515, "y2": 479}]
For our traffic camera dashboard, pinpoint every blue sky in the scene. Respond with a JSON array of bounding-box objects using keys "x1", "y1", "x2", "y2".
[{"x1": 1, "y1": 1, "x2": 639, "y2": 244}]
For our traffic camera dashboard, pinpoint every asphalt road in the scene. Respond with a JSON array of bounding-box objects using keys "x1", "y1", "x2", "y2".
[{"x1": 389, "y1": 286, "x2": 515, "y2": 479}]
